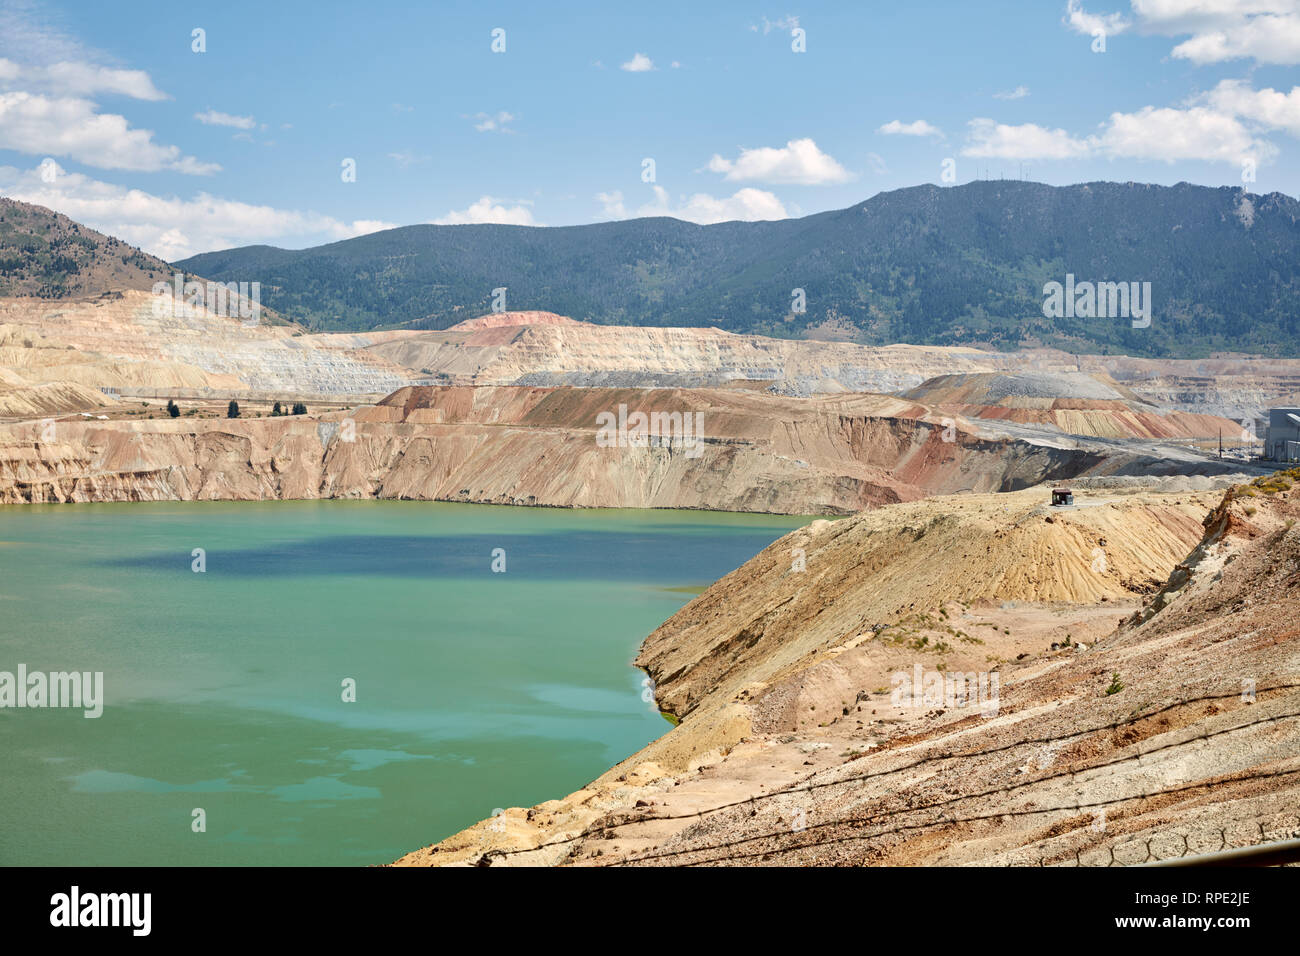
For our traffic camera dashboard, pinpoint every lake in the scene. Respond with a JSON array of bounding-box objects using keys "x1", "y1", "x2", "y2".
[{"x1": 0, "y1": 500, "x2": 807, "y2": 865}]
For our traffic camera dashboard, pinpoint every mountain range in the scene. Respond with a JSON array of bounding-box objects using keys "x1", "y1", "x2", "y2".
[
  {"x1": 3, "y1": 181, "x2": 1298, "y2": 357},
  {"x1": 174, "y1": 180, "x2": 1300, "y2": 357}
]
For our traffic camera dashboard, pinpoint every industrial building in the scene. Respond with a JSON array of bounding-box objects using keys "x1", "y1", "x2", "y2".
[{"x1": 1265, "y1": 407, "x2": 1300, "y2": 462}]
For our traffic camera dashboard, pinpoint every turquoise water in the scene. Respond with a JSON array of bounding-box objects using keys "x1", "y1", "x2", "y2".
[{"x1": 0, "y1": 500, "x2": 807, "y2": 866}]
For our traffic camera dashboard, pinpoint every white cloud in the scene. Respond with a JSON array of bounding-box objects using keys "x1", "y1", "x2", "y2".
[
  {"x1": 1063, "y1": 1, "x2": 1131, "y2": 36},
  {"x1": 0, "y1": 57, "x2": 167, "y2": 100},
  {"x1": 194, "y1": 109, "x2": 255, "y2": 130},
  {"x1": 621, "y1": 53, "x2": 655, "y2": 72},
  {"x1": 961, "y1": 118, "x2": 1091, "y2": 159},
  {"x1": 759, "y1": 15, "x2": 800, "y2": 34},
  {"x1": 0, "y1": 2, "x2": 166, "y2": 101},
  {"x1": 0, "y1": 91, "x2": 218, "y2": 173},
  {"x1": 1097, "y1": 104, "x2": 1275, "y2": 162},
  {"x1": 346, "y1": 220, "x2": 394, "y2": 236},
  {"x1": 0, "y1": 13, "x2": 207, "y2": 176},
  {"x1": 706, "y1": 138, "x2": 852, "y2": 184},
  {"x1": 1132, "y1": 0, "x2": 1294, "y2": 32},
  {"x1": 1160, "y1": 3, "x2": 1300, "y2": 64},
  {"x1": 1070, "y1": 1, "x2": 1300, "y2": 65},
  {"x1": 960, "y1": 97, "x2": 1277, "y2": 165},
  {"x1": 636, "y1": 185, "x2": 788, "y2": 223},
  {"x1": 388, "y1": 150, "x2": 431, "y2": 167},
  {"x1": 866, "y1": 152, "x2": 889, "y2": 175},
  {"x1": 0, "y1": 162, "x2": 394, "y2": 260},
  {"x1": 994, "y1": 85, "x2": 1031, "y2": 100},
  {"x1": 432, "y1": 196, "x2": 539, "y2": 226},
  {"x1": 0, "y1": 4, "x2": 87, "y2": 65},
  {"x1": 1200, "y1": 78, "x2": 1300, "y2": 136},
  {"x1": 596, "y1": 190, "x2": 627, "y2": 219},
  {"x1": 472, "y1": 110, "x2": 516, "y2": 132},
  {"x1": 877, "y1": 119, "x2": 944, "y2": 138}
]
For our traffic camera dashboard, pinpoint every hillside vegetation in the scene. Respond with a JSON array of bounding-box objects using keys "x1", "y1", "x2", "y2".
[
  {"x1": 0, "y1": 198, "x2": 174, "y2": 297},
  {"x1": 176, "y1": 181, "x2": 1300, "y2": 357}
]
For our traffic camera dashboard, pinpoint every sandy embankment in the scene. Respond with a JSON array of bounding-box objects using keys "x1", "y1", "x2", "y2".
[{"x1": 395, "y1": 478, "x2": 1300, "y2": 866}]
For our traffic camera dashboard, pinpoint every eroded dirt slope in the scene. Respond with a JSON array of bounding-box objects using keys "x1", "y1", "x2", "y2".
[
  {"x1": 4, "y1": 385, "x2": 1234, "y2": 511},
  {"x1": 359, "y1": 318, "x2": 1300, "y2": 424},
  {"x1": 0, "y1": 290, "x2": 418, "y2": 412},
  {"x1": 903, "y1": 371, "x2": 1241, "y2": 440},
  {"x1": 395, "y1": 476, "x2": 1300, "y2": 866}
]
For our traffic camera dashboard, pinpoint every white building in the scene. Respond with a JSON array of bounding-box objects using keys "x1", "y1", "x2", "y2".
[{"x1": 1265, "y1": 407, "x2": 1300, "y2": 462}]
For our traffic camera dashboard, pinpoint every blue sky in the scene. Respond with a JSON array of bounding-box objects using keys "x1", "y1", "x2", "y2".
[{"x1": 1, "y1": 0, "x2": 1298, "y2": 260}]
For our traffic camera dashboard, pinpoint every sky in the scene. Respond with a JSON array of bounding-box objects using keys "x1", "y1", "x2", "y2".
[{"x1": 1, "y1": 0, "x2": 1299, "y2": 261}]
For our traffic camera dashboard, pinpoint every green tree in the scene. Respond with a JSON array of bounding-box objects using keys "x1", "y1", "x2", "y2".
[
  {"x1": 166, "y1": 399, "x2": 180, "y2": 418},
  {"x1": 227, "y1": 400, "x2": 240, "y2": 419},
  {"x1": 271, "y1": 401, "x2": 282, "y2": 416}
]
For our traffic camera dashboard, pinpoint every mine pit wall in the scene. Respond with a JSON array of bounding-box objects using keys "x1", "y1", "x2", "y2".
[
  {"x1": 0, "y1": 385, "x2": 1250, "y2": 512},
  {"x1": 0, "y1": 415, "x2": 1161, "y2": 513},
  {"x1": 839, "y1": 416, "x2": 1109, "y2": 495},
  {"x1": 102, "y1": 387, "x2": 392, "y2": 405}
]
